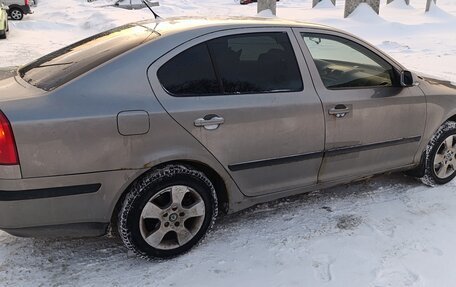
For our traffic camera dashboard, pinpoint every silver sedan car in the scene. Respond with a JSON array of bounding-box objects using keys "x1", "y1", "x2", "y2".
[{"x1": 0, "y1": 17, "x2": 455, "y2": 259}]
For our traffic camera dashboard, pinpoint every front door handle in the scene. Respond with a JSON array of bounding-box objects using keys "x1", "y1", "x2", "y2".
[
  {"x1": 329, "y1": 104, "x2": 351, "y2": 118},
  {"x1": 194, "y1": 114, "x2": 225, "y2": 130}
]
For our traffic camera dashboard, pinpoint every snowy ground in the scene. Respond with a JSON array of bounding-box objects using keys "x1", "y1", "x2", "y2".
[{"x1": 0, "y1": 0, "x2": 456, "y2": 286}]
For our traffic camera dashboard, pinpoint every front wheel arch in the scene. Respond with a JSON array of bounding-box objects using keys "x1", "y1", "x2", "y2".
[
  {"x1": 446, "y1": 114, "x2": 456, "y2": 124},
  {"x1": 407, "y1": 121, "x2": 456, "y2": 185},
  {"x1": 406, "y1": 114, "x2": 456, "y2": 178}
]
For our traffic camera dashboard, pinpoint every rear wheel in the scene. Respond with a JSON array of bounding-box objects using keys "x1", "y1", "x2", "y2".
[
  {"x1": 9, "y1": 8, "x2": 23, "y2": 21},
  {"x1": 118, "y1": 165, "x2": 218, "y2": 259},
  {"x1": 420, "y1": 121, "x2": 456, "y2": 186}
]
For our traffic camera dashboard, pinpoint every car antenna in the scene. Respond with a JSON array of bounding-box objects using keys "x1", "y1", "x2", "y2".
[{"x1": 142, "y1": 0, "x2": 161, "y2": 19}]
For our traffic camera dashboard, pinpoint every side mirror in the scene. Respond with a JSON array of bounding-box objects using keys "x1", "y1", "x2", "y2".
[{"x1": 400, "y1": 70, "x2": 414, "y2": 87}]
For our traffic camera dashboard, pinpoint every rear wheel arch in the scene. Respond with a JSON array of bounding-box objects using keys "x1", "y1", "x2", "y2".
[
  {"x1": 109, "y1": 160, "x2": 229, "y2": 232},
  {"x1": 7, "y1": 5, "x2": 23, "y2": 12}
]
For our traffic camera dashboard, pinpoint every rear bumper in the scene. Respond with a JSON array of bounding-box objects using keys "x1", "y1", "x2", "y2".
[
  {"x1": 0, "y1": 169, "x2": 144, "y2": 237},
  {"x1": 2, "y1": 222, "x2": 108, "y2": 238},
  {"x1": 0, "y1": 183, "x2": 101, "y2": 201}
]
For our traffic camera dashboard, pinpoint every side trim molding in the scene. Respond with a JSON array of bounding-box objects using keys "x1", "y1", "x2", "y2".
[
  {"x1": 0, "y1": 184, "x2": 101, "y2": 201},
  {"x1": 228, "y1": 136, "x2": 421, "y2": 171},
  {"x1": 228, "y1": 151, "x2": 324, "y2": 172},
  {"x1": 325, "y1": 136, "x2": 421, "y2": 157}
]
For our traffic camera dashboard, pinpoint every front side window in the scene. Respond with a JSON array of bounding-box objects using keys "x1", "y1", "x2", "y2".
[
  {"x1": 302, "y1": 33, "x2": 396, "y2": 89},
  {"x1": 157, "y1": 32, "x2": 303, "y2": 97}
]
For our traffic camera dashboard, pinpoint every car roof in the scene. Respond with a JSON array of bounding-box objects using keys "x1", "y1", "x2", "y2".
[
  {"x1": 133, "y1": 16, "x2": 404, "y2": 71},
  {"x1": 137, "y1": 16, "x2": 335, "y2": 35}
]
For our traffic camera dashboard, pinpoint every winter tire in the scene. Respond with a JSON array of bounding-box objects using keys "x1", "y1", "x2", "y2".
[
  {"x1": 420, "y1": 121, "x2": 456, "y2": 186},
  {"x1": 9, "y1": 8, "x2": 23, "y2": 21},
  {"x1": 118, "y1": 165, "x2": 218, "y2": 260}
]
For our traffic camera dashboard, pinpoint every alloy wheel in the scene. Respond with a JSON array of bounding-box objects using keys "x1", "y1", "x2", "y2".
[
  {"x1": 139, "y1": 185, "x2": 206, "y2": 250},
  {"x1": 10, "y1": 10, "x2": 22, "y2": 20},
  {"x1": 433, "y1": 135, "x2": 456, "y2": 179}
]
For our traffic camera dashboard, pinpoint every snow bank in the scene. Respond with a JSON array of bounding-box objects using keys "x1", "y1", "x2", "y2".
[
  {"x1": 0, "y1": 0, "x2": 151, "y2": 66},
  {"x1": 347, "y1": 3, "x2": 384, "y2": 22},
  {"x1": 257, "y1": 9, "x2": 276, "y2": 18}
]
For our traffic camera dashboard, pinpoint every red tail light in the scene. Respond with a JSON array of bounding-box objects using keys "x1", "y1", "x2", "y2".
[{"x1": 0, "y1": 111, "x2": 19, "y2": 165}]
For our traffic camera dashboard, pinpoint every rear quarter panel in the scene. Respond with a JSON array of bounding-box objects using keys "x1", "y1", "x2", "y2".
[
  {"x1": 1, "y1": 32, "x2": 246, "y2": 212},
  {"x1": 4, "y1": 37, "x2": 207, "y2": 176}
]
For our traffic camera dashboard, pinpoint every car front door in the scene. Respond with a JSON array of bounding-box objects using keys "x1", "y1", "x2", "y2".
[
  {"x1": 294, "y1": 29, "x2": 426, "y2": 183},
  {"x1": 148, "y1": 28, "x2": 325, "y2": 196}
]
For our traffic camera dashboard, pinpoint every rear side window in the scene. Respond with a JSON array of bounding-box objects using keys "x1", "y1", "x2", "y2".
[
  {"x1": 157, "y1": 32, "x2": 303, "y2": 97},
  {"x1": 20, "y1": 25, "x2": 159, "y2": 91},
  {"x1": 157, "y1": 43, "x2": 220, "y2": 96}
]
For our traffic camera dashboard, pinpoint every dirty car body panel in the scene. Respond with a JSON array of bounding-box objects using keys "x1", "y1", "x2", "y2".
[{"x1": 0, "y1": 17, "x2": 455, "y2": 238}]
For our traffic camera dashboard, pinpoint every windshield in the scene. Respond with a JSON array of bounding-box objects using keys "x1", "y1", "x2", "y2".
[{"x1": 19, "y1": 24, "x2": 159, "y2": 91}]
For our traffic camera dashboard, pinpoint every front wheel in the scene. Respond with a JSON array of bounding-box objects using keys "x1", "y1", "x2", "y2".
[
  {"x1": 420, "y1": 121, "x2": 456, "y2": 186},
  {"x1": 118, "y1": 165, "x2": 218, "y2": 260}
]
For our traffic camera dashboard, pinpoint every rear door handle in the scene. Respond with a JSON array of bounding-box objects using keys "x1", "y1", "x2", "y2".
[
  {"x1": 329, "y1": 104, "x2": 351, "y2": 118},
  {"x1": 194, "y1": 115, "x2": 224, "y2": 130}
]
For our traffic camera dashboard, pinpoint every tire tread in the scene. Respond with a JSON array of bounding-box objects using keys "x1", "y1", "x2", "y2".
[
  {"x1": 420, "y1": 121, "x2": 456, "y2": 186},
  {"x1": 118, "y1": 164, "x2": 218, "y2": 260}
]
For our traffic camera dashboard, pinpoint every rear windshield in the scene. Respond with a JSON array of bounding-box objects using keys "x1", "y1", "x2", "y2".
[{"x1": 19, "y1": 24, "x2": 159, "y2": 91}]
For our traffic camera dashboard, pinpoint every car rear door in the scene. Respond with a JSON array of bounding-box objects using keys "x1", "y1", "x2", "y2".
[
  {"x1": 294, "y1": 28, "x2": 426, "y2": 183},
  {"x1": 148, "y1": 28, "x2": 325, "y2": 196}
]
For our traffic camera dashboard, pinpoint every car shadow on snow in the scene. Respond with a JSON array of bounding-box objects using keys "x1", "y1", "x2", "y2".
[
  {"x1": 220, "y1": 172, "x2": 422, "y2": 224},
  {"x1": 0, "y1": 172, "x2": 425, "y2": 284}
]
